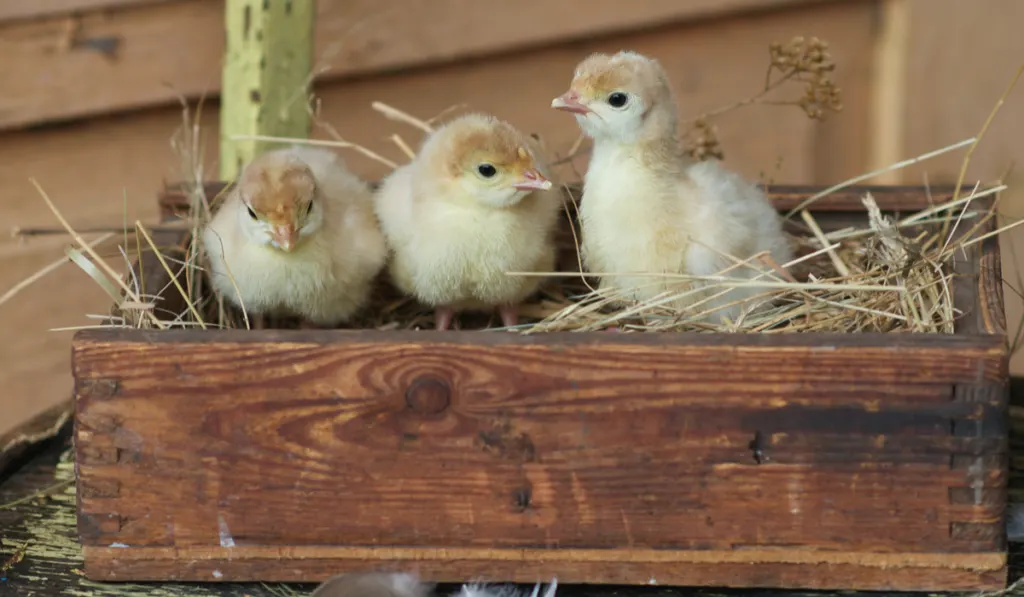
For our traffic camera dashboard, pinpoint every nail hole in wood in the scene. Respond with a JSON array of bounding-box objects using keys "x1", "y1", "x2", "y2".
[
  {"x1": 749, "y1": 430, "x2": 769, "y2": 464},
  {"x1": 512, "y1": 487, "x2": 532, "y2": 512}
]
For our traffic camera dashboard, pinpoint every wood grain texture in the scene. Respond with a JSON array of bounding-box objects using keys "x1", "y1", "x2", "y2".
[
  {"x1": 72, "y1": 327, "x2": 1008, "y2": 588},
  {"x1": 947, "y1": 194, "x2": 1007, "y2": 337},
  {"x1": 0, "y1": 0, "x2": 839, "y2": 130}
]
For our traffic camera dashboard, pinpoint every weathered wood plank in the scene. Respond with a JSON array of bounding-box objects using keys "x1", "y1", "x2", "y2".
[
  {"x1": 73, "y1": 328, "x2": 1008, "y2": 382},
  {"x1": 0, "y1": 0, "x2": 169, "y2": 23},
  {"x1": 219, "y1": 0, "x2": 314, "y2": 179},
  {"x1": 0, "y1": 0, "x2": 843, "y2": 131}
]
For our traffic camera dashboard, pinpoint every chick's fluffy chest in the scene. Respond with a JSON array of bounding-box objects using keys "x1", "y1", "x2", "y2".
[
  {"x1": 398, "y1": 199, "x2": 553, "y2": 308},
  {"x1": 211, "y1": 227, "x2": 336, "y2": 313},
  {"x1": 580, "y1": 144, "x2": 689, "y2": 278}
]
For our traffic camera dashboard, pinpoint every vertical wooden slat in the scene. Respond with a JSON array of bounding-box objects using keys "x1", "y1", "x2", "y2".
[
  {"x1": 867, "y1": 0, "x2": 910, "y2": 184},
  {"x1": 219, "y1": 0, "x2": 315, "y2": 180}
]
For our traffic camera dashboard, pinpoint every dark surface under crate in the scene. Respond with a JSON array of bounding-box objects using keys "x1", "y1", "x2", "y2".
[{"x1": 71, "y1": 184, "x2": 1010, "y2": 592}]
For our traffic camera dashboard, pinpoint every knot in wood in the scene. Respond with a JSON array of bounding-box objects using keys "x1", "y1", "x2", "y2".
[{"x1": 405, "y1": 376, "x2": 451, "y2": 415}]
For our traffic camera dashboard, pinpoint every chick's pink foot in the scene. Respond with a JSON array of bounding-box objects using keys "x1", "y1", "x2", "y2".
[
  {"x1": 434, "y1": 306, "x2": 457, "y2": 331},
  {"x1": 498, "y1": 304, "x2": 519, "y2": 328}
]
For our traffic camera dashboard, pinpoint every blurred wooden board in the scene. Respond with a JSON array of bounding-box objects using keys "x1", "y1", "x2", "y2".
[
  {"x1": 0, "y1": 0, "x2": 169, "y2": 23},
  {"x1": 0, "y1": 400, "x2": 71, "y2": 480},
  {"x1": 0, "y1": 0, "x2": 844, "y2": 131}
]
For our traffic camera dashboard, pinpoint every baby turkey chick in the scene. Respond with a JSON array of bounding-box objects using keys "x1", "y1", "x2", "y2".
[
  {"x1": 551, "y1": 51, "x2": 793, "y2": 323},
  {"x1": 374, "y1": 113, "x2": 563, "y2": 330},
  {"x1": 202, "y1": 145, "x2": 387, "y2": 327}
]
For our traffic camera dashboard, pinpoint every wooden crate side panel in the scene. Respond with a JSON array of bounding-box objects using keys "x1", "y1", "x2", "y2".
[
  {"x1": 949, "y1": 193, "x2": 1005, "y2": 337},
  {"x1": 73, "y1": 332, "x2": 1006, "y2": 557}
]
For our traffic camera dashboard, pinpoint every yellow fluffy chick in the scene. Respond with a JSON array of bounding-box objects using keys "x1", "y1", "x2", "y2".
[
  {"x1": 374, "y1": 113, "x2": 563, "y2": 330},
  {"x1": 202, "y1": 145, "x2": 387, "y2": 327},
  {"x1": 551, "y1": 51, "x2": 793, "y2": 323}
]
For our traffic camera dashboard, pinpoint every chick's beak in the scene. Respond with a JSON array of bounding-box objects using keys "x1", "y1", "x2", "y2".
[
  {"x1": 551, "y1": 91, "x2": 591, "y2": 115},
  {"x1": 271, "y1": 225, "x2": 298, "y2": 252},
  {"x1": 513, "y1": 169, "x2": 553, "y2": 191}
]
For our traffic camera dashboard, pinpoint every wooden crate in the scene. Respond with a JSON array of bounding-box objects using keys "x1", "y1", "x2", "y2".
[{"x1": 71, "y1": 184, "x2": 1009, "y2": 592}]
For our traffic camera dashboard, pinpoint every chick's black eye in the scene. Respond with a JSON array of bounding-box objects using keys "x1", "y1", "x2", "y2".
[
  {"x1": 477, "y1": 163, "x2": 497, "y2": 178},
  {"x1": 246, "y1": 206, "x2": 258, "y2": 220},
  {"x1": 607, "y1": 92, "x2": 629, "y2": 108},
  {"x1": 305, "y1": 201, "x2": 314, "y2": 215}
]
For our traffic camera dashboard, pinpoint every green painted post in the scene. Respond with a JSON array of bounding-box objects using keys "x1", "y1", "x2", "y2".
[{"x1": 220, "y1": 0, "x2": 315, "y2": 181}]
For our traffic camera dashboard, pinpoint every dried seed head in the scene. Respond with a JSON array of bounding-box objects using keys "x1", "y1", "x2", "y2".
[
  {"x1": 683, "y1": 118, "x2": 724, "y2": 162},
  {"x1": 765, "y1": 35, "x2": 843, "y2": 121}
]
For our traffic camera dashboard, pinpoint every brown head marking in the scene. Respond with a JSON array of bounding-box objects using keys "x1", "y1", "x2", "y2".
[
  {"x1": 439, "y1": 114, "x2": 538, "y2": 178},
  {"x1": 239, "y1": 153, "x2": 316, "y2": 225}
]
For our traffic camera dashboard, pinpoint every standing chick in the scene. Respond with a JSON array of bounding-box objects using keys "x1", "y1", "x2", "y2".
[
  {"x1": 310, "y1": 572, "x2": 432, "y2": 597},
  {"x1": 551, "y1": 51, "x2": 793, "y2": 323},
  {"x1": 202, "y1": 145, "x2": 387, "y2": 327},
  {"x1": 374, "y1": 113, "x2": 563, "y2": 330}
]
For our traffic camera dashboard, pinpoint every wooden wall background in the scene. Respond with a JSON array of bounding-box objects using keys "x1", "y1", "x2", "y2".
[{"x1": 2, "y1": 0, "x2": 1022, "y2": 438}]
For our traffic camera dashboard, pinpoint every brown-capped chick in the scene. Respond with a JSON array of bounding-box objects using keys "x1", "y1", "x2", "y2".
[
  {"x1": 374, "y1": 113, "x2": 563, "y2": 330},
  {"x1": 311, "y1": 572, "x2": 433, "y2": 597},
  {"x1": 202, "y1": 145, "x2": 387, "y2": 327},
  {"x1": 551, "y1": 51, "x2": 793, "y2": 323}
]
